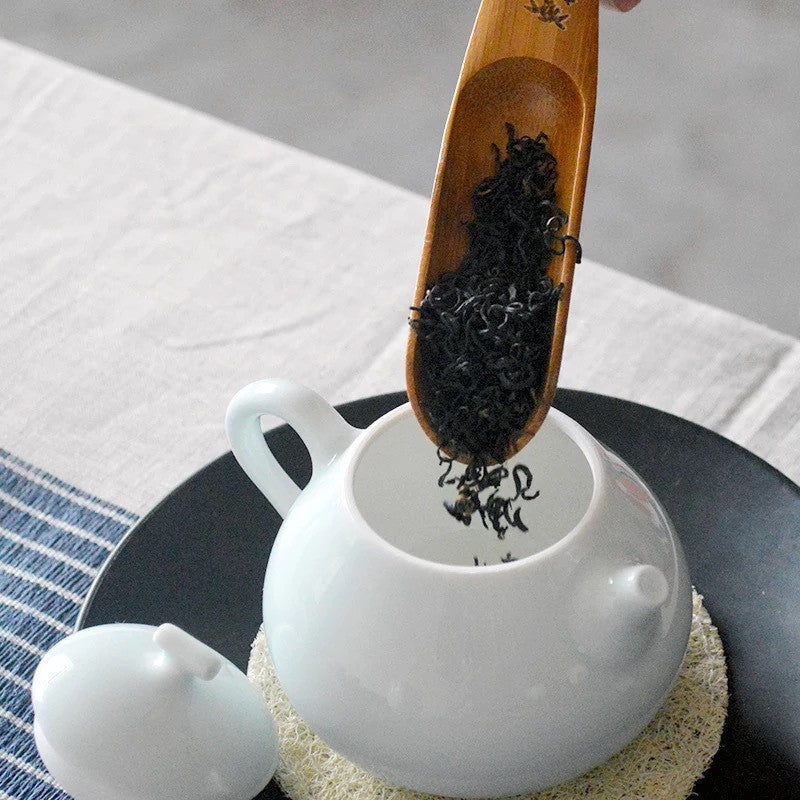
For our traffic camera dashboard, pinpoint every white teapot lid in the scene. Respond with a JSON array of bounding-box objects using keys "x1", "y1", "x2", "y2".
[{"x1": 32, "y1": 623, "x2": 278, "y2": 800}]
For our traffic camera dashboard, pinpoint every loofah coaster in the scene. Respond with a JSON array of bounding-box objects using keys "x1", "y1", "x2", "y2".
[{"x1": 248, "y1": 590, "x2": 727, "y2": 800}]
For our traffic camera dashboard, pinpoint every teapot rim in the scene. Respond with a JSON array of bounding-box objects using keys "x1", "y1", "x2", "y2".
[{"x1": 340, "y1": 404, "x2": 608, "y2": 575}]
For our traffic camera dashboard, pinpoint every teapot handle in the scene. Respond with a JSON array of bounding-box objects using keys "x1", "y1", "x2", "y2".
[{"x1": 225, "y1": 380, "x2": 359, "y2": 518}]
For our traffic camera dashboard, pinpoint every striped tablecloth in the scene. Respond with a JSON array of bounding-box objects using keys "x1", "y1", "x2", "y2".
[
  {"x1": 1, "y1": 38, "x2": 799, "y2": 799},
  {"x1": 0, "y1": 451, "x2": 137, "y2": 799}
]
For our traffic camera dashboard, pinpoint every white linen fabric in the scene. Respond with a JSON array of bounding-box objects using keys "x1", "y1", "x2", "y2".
[{"x1": 1, "y1": 38, "x2": 798, "y2": 515}]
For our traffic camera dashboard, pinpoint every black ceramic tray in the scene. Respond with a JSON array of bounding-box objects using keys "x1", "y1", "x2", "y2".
[{"x1": 78, "y1": 390, "x2": 800, "y2": 799}]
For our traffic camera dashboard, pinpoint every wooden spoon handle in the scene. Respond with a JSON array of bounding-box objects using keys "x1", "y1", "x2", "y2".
[
  {"x1": 450, "y1": 0, "x2": 598, "y2": 243},
  {"x1": 416, "y1": 0, "x2": 598, "y2": 295},
  {"x1": 461, "y1": 0, "x2": 599, "y2": 98}
]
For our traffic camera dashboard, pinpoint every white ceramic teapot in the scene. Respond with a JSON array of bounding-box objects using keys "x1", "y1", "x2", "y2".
[{"x1": 226, "y1": 380, "x2": 693, "y2": 798}]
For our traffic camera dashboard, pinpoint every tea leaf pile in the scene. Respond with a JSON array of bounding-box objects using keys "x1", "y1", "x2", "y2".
[{"x1": 410, "y1": 124, "x2": 580, "y2": 540}]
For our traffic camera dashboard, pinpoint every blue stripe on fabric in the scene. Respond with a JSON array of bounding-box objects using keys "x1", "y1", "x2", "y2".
[
  {"x1": 0, "y1": 449, "x2": 138, "y2": 523},
  {"x1": 2, "y1": 734, "x2": 56, "y2": 791},
  {"x1": 0, "y1": 542, "x2": 98, "y2": 591},
  {"x1": 0, "y1": 628, "x2": 62, "y2": 672},
  {"x1": 0, "y1": 450, "x2": 137, "y2": 800},
  {"x1": 4, "y1": 730, "x2": 35, "y2": 761},
  {"x1": 3, "y1": 768, "x2": 60, "y2": 800},
  {"x1": 1, "y1": 582, "x2": 80, "y2": 621},
  {"x1": 0, "y1": 464, "x2": 130, "y2": 543},
  {"x1": 1, "y1": 582, "x2": 73, "y2": 617},
  {"x1": 0, "y1": 507, "x2": 115, "y2": 562},
  {"x1": 2, "y1": 687, "x2": 35, "y2": 726},
  {"x1": 0, "y1": 607, "x2": 65, "y2": 643}
]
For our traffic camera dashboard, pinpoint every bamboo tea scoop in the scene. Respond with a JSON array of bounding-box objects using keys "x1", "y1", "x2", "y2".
[{"x1": 407, "y1": 0, "x2": 598, "y2": 461}]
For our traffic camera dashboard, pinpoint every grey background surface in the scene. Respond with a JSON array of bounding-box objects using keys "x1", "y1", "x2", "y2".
[{"x1": 2, "y1": 0, "x2": 798, "y2": 335}]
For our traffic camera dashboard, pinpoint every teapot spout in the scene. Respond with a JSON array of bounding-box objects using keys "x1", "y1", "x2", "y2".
[{"x1": 571, "y1": 565, "x2": 669, "y2": 665}]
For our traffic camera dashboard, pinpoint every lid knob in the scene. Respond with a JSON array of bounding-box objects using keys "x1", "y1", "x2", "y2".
[{"x1": 153, "y1": 623, "x2": 222, "y2": 681}]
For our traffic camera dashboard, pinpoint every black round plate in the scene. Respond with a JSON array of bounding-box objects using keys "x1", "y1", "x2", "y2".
[{"x1": 78, "y1": 390, "x2": 800, "y2": 799}]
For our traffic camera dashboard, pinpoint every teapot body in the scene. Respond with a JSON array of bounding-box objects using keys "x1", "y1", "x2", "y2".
[{"x1": 256, "y1": 401, "x2": 692, "y2": 798}]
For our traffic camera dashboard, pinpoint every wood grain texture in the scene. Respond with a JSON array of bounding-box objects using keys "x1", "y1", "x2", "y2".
[{"x1": 407, "y1": 0, "x2": 598, "y2": 460}]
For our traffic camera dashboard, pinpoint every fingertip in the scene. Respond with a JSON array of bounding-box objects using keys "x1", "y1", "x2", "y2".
[{"x1": 614, "y1": 0, "x2": 641, "y2": 10}]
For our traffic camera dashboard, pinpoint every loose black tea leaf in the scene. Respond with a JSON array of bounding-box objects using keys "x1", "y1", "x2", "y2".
[
  {"x1": 473, "y1": 552, "x2": 519, "y2": 567},
  {"x1": 440, "y1": 456, "x2": 535, "y2": 539},
  {"x1": 410, "y1": 124, "x2": 579, "y2": 547}
]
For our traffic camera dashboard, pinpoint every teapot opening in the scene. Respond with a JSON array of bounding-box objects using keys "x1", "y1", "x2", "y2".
[{"x1": 350, "y1": 407, "x2": 594, "y2": 567}]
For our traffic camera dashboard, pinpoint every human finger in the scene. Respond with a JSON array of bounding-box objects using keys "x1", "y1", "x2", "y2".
[{"x1": 601, "y1": 0, "x2": 642, "y2": 11}]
